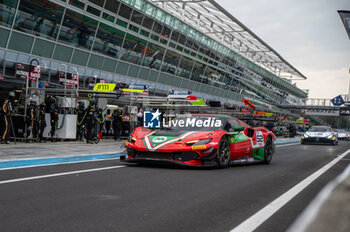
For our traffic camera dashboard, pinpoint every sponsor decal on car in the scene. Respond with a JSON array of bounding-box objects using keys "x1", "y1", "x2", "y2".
[{"x1": 152, "y1": 136, "x2": 167, "y2": 143}]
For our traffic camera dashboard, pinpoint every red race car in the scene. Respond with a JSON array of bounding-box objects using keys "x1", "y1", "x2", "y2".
[{"x1": 121, "y1": 114, "x2": 276, "y2": 168}]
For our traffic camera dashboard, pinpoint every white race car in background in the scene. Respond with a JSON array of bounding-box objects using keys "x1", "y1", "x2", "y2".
[
  {"x1": 335, "y1": 129, "x2": 350, "y2": 141},
  {"x1": 301, "y1": 126, "x2": 338, "y2": 145}
]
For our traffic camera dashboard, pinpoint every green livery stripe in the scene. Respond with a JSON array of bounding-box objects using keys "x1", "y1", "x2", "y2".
[
  {"x1": 252, "y1": 147, "x2": 265, "y2": 160},
  {"x1": 148, "y1": 135, "x2": 178, "y2": 147},
  {"x1": 143, "y1": 140, "x2": 149, "y2": 151},
  {"x1": 229, "y1": 132, "x2": 250, "y2": 143}
]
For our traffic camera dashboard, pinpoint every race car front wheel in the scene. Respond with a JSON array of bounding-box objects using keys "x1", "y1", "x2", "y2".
[
  {"x1": 263, "y1": 136, "x2": 273, "y2": 164},
  {"x1": 216, "y1": 137, "x2": 230, "y2": 168}
]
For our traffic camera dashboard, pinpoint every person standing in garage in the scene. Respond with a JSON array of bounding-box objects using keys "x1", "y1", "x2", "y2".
[
  {"x1": 85, "y1": 98, "x2": 98, "y2": 144},
  {"x1": 75, "y1": 101, "x2": 86, "y2": 141},
  {"x1": 1, "y1": 91, "x2": 15, "y2": 144},
  {"x1": 112, "y1": 109, "x2": 122, "y2": 141},
  {"x1": 38, "y1": 103, "x2": 47, "y2": 142}
]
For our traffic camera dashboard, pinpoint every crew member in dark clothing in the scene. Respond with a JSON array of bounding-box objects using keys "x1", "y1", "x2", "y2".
[
  {"x1": 75, "y1": 101, "x2": 85, "y2": 141},
  {"x1": 85, "y1": 99, "x2": 98, "y2": 144},
  {"x1": 112, "y1": 109, "x2": 123, "y2": 141},
  {"x1": 38, "y1": 103, "x2": 46, "y2": 142},
  {"x1": 0, "y1": 91, "x2": 15, "y2": 144},
  {"x1": 48, "y1": 96, "x2": 59, "y2": 141},
  {"x1": 26, "y1": 101, "x2": 40, "y2": 142}
]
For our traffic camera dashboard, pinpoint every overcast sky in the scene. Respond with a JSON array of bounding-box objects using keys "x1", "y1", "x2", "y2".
[{"x1": 216, "y1": 0, "x2": 350, "y2": 99}]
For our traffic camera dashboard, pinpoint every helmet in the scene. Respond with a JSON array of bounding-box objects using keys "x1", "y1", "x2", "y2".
[
  {"x1": 89, "y1": 98, "x2": 96, "y2": 106},
  {"x1": 30, "y1": 100, "x2": 37, "y2": 106},
  {"x1": 77, "y1": 101, "x2": 85, "y2": 107},
  {"x1": 9, "y1": 91, "x2": 15, "y2": 97}
]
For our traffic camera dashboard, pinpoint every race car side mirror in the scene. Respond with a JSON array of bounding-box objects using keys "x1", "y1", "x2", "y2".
[{"x1": 234, "y1": 126, "x2": 245, "y2": 132}]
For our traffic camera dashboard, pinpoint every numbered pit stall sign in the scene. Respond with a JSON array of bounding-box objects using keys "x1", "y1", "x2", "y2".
[
  {"x1": 30, "y1": 66, "x2": 41, "y2": 81},
  {"x1": 93, "y1": 83, "x2": 116, "y2": 92},
  {"x1": 66, "y1": 73, "x2": 79, "y2": 88}
]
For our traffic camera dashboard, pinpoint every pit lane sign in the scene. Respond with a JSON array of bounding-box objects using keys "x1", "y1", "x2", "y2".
[
  {"x1": 331, "y1": 95, "x2": 344, "y2": 106},
  {"x1": 93, "y1": 83, "x2": 116, "y2": 92},
  {"x1": 242, "y1": 98, "x2": 256, "y2": 110}
]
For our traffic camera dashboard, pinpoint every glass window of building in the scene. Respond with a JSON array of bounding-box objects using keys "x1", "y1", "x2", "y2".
[
  {"x1": 87, "y1": 5, "x2": 101, "y2": 17},
  {"x1": 0, "y1": 0, "x2": 18, "y2": 28},
  {"x1": 192, "y1": 41, "x2": 199, "y2": 51},
  {"x1": 191, "y1": 61, "x2": 206, "y2": 83},
  {"x1": 104, "y1": 0, "x2": 120, "y2": 14},
  {"x1": 170, "y1": 30, "x2": 179, "y2": 42},
  {"x1": 116, "y1": 18, "x2": 127, "y2": 28},
  {"x1": 121, "y1": 33, "x2": 147, "y2": 65},
  {"x1": 160, "y1": 37, "x2": 168, "y2": 45},
  {"x1": 14, "y1": 0, "x2": 64, "y2": 40},
  {"x1": 118, "y1": 4, "x2": 132, "y2": 20},
  {"x1": 185, "y1": 38, "x2": 194, "y2": 49},
  {"x1": 155, "y1": 8, "x2": 166, "y2": 22},
  {"x1": 178, "y1": 33, "x2": 186, "y2": 45},
  {"x1": 59, "y1": 9, "x2": 98, "y2": 50},
  {"x1": 88, "y1": 0, "x2": 105, "y2": 7},
  {"x1": 128, "y1": 24, "x2": 139, "y2": 33},
  {"x1": 161, "y1": 49, "x2": 180, "y2": 74},
  {"x1": 131, "y1": 10, "x2": 143, "y2": 25},
  {"x1": 178, "y1": 56, "x2": 194, "y2": 79},
  {"x1": 140, "y1": 29, "x2": 149, "y2": 38},
  {"x1": 102, "y1": 12, "x2": 115, "y2": 23},
  {"x1": 93, "y1": 22, "x2": 125, "y2": 58},
  {"x1": 144, "y1": 1, "x2": 154, "y2": 16},
  {"x1": 152, "y1": 21, "x2": 163, "y2": 34},
  {"x1": 69, "y1": 0, "x2": 85, "y2": 10},
  {"x1": 142, "y1": 42, "x2": 165, "y2": 70},
  {"x1": 162, "y1": 26, "x2": 171, "y2": 38},
  {"x1": 150, "y1": 34, "x2": 159, "y2": 42},
  {"x1": 168, "y1": 42, "x2": 176, "y2": 48},
  {"x1": 142, "y1": 16, "x2": 153, "y2": 30}
]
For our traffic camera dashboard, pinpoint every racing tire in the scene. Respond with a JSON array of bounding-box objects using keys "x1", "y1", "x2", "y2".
[
  {"x1": 332, "y1": 140, "x2": 338, "y2": 146},
  {"x1": 263, "y1": 136, "x2": 274, "y2": 164},
  {"x1": 216, "y1": 137, "x2": 231, "y2": 168}
]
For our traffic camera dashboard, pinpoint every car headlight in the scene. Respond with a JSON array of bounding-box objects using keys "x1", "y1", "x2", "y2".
[
  {"x1": 186, "y1": 139, "x2": 212, "y2": 146},
  {"x1": 127, "y1": 135, "x2": 136, "y2": 143}
]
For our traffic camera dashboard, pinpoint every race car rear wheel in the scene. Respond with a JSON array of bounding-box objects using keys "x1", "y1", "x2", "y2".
[
  {"x1": 263, "y1": 136, "x2": 273, "y2": 164},
  {"x1": 216, "y1": 137, "x2": 230, "y2": 168}
]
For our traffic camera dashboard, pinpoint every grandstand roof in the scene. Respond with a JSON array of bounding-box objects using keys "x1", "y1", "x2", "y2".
[{"x1": 148, "y1": 0, "x2": 307, "y2": 80}]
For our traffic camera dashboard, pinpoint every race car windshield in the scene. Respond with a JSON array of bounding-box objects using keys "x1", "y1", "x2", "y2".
[
  {"x1": 309, "y1": 127, "x2": 329, "y2": 132},
  {"x1": 162, "y1": 116, "x2": 225, "y2": 131}
]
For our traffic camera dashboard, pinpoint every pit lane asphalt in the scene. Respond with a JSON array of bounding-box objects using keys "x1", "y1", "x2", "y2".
[{"x1": 1, "y1": 141, "x2": 350, "y2": 232}]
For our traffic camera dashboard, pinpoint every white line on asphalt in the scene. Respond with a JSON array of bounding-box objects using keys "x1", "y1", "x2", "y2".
[
  {"x1": 287, "y1": 162, "x2": 350, "y2": 232},
  {"x1": 0, "y1": 157, "x2": 121, "y2": 171},
  {"x1": 230, "y1": 148, "x2": 350, "y2": 232},
  {"x1": 276, "y1": 142, "x2": 300, "y2": 148},
  {"x1": 0, "y1": 165, "x2": 126, "y2": 185}
]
